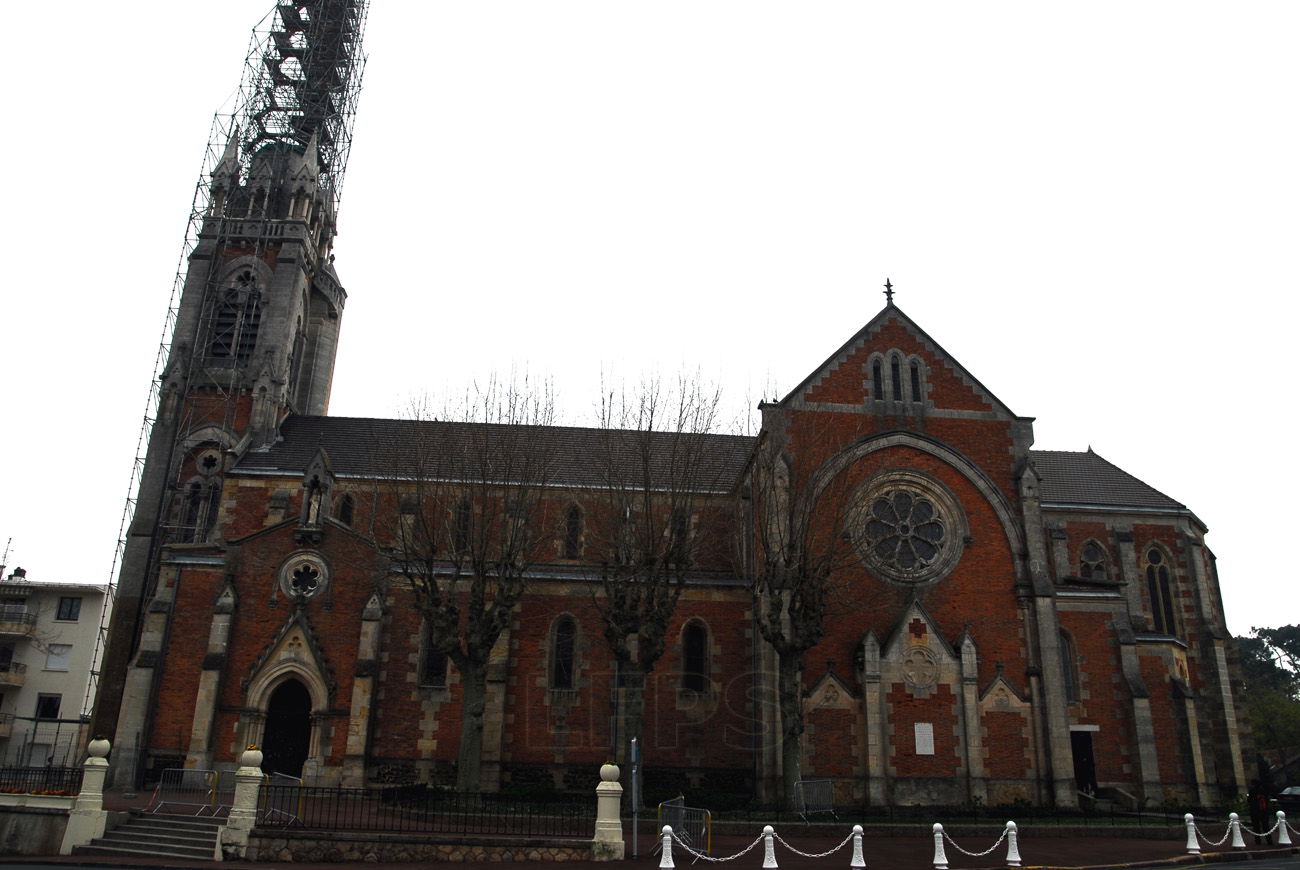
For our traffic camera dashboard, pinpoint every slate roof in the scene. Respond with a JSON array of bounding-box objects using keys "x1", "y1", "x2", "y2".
[
  {"x1": 236, "y1": 417, "x2": 1185, "y2": 511},
  {"x1": 234, "y1": 415, "x2": 757, "y2": 493},
  {"x1": 1029, "y1": 449, "x2": 1185, "y2": 511}
]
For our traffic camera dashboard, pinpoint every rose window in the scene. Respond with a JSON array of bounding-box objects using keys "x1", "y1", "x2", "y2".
[
  {"x1": 847, "y1": 471, "x2": 966, "y2": 585},
  {"x1": 865, "y1": 492, "x2": 946, "y2": 572},
  {"x1": 279, "y1": 551, "x2": 329, "y2": 600}
]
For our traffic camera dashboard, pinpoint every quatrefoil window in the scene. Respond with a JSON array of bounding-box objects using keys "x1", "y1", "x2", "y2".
[{"x1": 279, "y1": 552, "x2": 329, "y2": 600}]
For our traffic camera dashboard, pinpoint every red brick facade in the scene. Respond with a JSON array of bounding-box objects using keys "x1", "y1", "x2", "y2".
[{"x1": 109, "y1": 303, "x2": 1246, "y2": 810}]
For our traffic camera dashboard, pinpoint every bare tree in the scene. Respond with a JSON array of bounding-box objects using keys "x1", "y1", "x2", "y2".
[
  {"x1": 585, "y1": 376, "x2": 730, "y2": 793},
  {"x1": 747, "y1": 407, "x2": 856, "y2": 811},
  {"x1": 388, "y1": 377, "x2": 556, "y2": 792}
]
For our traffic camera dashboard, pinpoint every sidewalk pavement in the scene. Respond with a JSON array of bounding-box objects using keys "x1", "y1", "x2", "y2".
[{"x1": 27, "y1": 790, "x2": 1294, "y2": 870}]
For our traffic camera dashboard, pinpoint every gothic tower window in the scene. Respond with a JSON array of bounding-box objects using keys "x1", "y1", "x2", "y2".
[
  {"x1": 1079, "y1": 540, "x2": 1109, "y2": 581},
  {"x1": 208, "y1": 271, "x2": 262, "y2": 363},
  {"x1": 1143, "y1": 546, "x2": 1177, "y2": 635},
  {"x1": 1060, "y1": 629, "x2": 1080, "y2": 702},
  {"x1": 562, "y1": 504, "x2": 583, "y2": 559},
  {"x1": 182, "y1": 481, "x2": 203, "y2": 541},
  {"x1": 551, "y1": 615, "x2": 577, "y2": 690},
  {"x1": 682, "y1": 620, "x2": 709, "y2": 693}
]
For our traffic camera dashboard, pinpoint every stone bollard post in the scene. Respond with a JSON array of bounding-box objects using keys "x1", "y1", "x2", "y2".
[
  {"x1": 220, "y1": 747, "x2": 266, "y2": 861},
  {"x1": 850, "y1": 824, "x2": 865, "y2": 869},
  {"x1": 1229, "y1": 812, "x2": 1246, "y2": 849},
  {"x1": 659, "y1": 826, "x2": 675, "y2": 869},
  {"x1": 592, "y1": 762, "x2": 625, "y2": 860},
  {"x1": 762, "y1": 825, "x2": 778, "y2": 868},
  {"x1": 1278, "y1": 811, "x2": 1292, "y2": 846},
  {"x1": 1184, "y1": 813, "x2": 1200, "y2": 854},
  {"x1": 931, "y1": 823, "x2": 948, "y2": 870},
  {"x1": 1005, "y1": 820, "x2": 1021, "y2": 867},
  {"x1": 59, "y1": 738, "x2": 112, "y2": 854}
]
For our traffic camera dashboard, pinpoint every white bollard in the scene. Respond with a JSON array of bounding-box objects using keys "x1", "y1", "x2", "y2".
[
  {"x1": 762, "y1": 825, "x2": 779, "y2": 869},
  {"x1": 659, "y1": 826, "x2": 674, "y2": 869},
  {"x1": 1230, "y1": 812, "x2": 1246, "y2": 849},
  {"x1": 1279, "y1": 811, "x2": 1293, "y2": 847},
  {"x1": 1184, "y1": 813, "x2": 1200, "y2": 854},
  {"x1": 932, "y1": 823, "x2": 948, "y2": 870},
  {"x1": 850, "y1": 824, "x2": 865, "y2": 869},
  {"x1": 1005, "y1": 820, "x2": 1021, "y2": 867}
]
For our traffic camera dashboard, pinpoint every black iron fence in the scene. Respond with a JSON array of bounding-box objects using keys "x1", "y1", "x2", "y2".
[
  {"x1": 257, "y1": 784, "x2": 592, "y2": 838},
  {"x1": 0, "y1": 764, "x2": 83, "y2": 794}
]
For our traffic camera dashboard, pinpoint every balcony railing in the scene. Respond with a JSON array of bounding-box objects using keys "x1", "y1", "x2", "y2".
[
  {"x1": 0, "y1": 662, "x2": 27, "y2": 687},
  {"x1": 0, "y1": 607, "x2": 36, "y2": 637}
]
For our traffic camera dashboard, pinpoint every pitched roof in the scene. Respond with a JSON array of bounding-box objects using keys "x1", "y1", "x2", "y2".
[
  {"x1": 1029, "y1": 449, "x2": 1185, "y2": 511},
  {"x1": 234, "y1": 415, "x2": 757, "y2": 493}
]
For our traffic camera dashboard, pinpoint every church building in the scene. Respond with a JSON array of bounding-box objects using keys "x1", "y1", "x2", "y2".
[{"x1": 95, "y1": 0, "x2": 1245, "y2": 810}]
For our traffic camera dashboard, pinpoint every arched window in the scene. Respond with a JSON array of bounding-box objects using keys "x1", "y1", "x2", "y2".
[
  {"x1": 1079, "y1": 541, "x2": 1108, "y2": 581},
  {"x1": 551, "y1": 615, "x2": 576, "y2": 690},
  {"x1": 563, "y1": 504, "x2": 582, "y2": 559},
  {"x1": 208, "y1": 271, "x2": 262, "y2": 362},
  {"x1": 682, "y1": 621, "x2": 708, "y2": 693},
  {"x1": 668, "y1": 509, "x2": 690, "y2": 565},
  {"x1": 1143, "y1": 546, "x2": 1177, "y2": 635},
  {"x1": 452, "y1": 497, "x2": 472, "y2": 555},
  {"x1": 419, "y1": 621, "x2": 449, "y2": 689},
  {"x1": 890, "y1": 354, "x2": 903, "y2": 400},
  {"x1": 872, "y1": 359, "x2": 884, "y2": 399},
  {"x1": 1060, "y1": 629, "x2": 1080, "y2": 702},
  {"x1": 909, "y1": 360, "x2": 923, "y2": 403},
  {"x1": 202, "y1": 480, "x2": 221, "y2": 540},
  {"x1": 336, "y1": 494, "x2": 355, "y2": 527}
]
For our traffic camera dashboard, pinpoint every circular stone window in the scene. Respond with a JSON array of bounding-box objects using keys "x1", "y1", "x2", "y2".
[
  {"x1": 279, "y1": 551, "x2": 329, "y2": 600},
  {"x1": 847, "y1": 471, "x2": 966, "y2": 584}
]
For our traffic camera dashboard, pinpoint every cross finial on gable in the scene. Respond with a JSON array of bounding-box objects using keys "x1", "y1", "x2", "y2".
[{"x1": 883, "y1": 277, "x2": 895, "y2": 305}]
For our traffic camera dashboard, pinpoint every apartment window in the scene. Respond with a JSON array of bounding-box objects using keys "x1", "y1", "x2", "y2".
[
  {"x1": 56, "y1": 597, "x2": 82, "y2": 622},
  {"x1": 45, "y1": 644, "x2": 71, "y2": 672},
  {"x1": 35, "y1": 694, "x2": 61, "y2": 720}
]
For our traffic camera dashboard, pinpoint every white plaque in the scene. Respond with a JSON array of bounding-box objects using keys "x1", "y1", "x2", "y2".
[{"x1": 915, "y1": 722, "x2": 935, "y2": 755}]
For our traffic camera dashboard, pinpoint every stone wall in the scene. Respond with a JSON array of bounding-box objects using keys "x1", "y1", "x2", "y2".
[
  {"x1": 0, "y1": 806, "x2": 70, "y2": 856},
  {"x1": 247, "y1": 830, "x2": 594, "y2": 863}
]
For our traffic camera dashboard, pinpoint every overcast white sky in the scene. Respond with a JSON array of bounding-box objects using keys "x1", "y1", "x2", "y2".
[{"x1": 1, "y1": 2, "x2": 1295, "y2": 637}]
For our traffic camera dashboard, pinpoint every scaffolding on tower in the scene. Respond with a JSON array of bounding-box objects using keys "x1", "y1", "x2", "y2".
[{"x1": 88, "y1": 1, "x2": 369, "y2": 720}]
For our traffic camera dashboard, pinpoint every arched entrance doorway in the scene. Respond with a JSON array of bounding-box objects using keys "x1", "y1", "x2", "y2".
[{"x1": 261, "y1": 679, "x2": 312, "y2": 778}]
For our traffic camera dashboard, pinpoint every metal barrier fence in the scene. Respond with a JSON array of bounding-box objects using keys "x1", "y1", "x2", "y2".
[
  {"x1": 0, "y1": 764, "x2": 83, "y2": 794},
  {"x1": 256, "y1": 784, "x2": 591, "y2": 837},
  {"x1": 657, "y1": 795, "x2": 712, "y2": 856},
  {"x1": 260, "y1": 772, "x2": 304, "y2": 824},
  {"x1": 795, "y1": 779, "x2": 837, "y2": 822},
  {"x1": 147, "y1": 768, "x2": 231, "y2": 816}
]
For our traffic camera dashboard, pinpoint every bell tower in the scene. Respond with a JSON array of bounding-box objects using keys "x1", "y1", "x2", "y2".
[{"x1": 94, "y1": 0, "x2": 369, "y2": 784}]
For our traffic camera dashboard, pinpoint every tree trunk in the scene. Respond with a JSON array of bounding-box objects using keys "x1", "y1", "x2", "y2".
[
  {"x1": 777, "y1": 650, "x2": 804, "y2": 812},
  {"x1": 456, "y1": 657, "x2": 488, "y2": 791}
]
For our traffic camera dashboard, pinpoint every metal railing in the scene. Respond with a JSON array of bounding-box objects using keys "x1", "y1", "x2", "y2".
[
  {"x1": 0, "y1": 764, "x2": 83, "y2": 794},
  {"x1": 256, "y1": 784, "x2": 591, "y2": 837}
]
